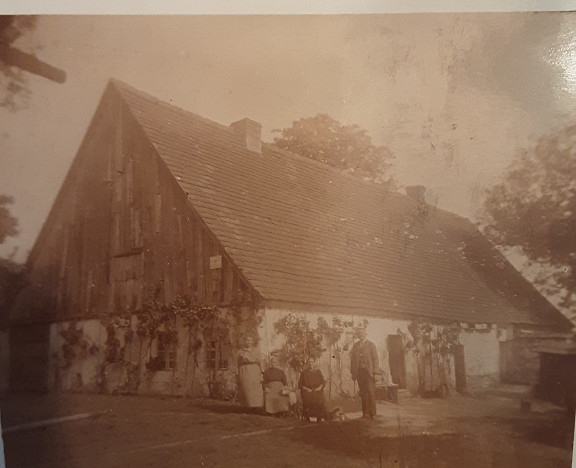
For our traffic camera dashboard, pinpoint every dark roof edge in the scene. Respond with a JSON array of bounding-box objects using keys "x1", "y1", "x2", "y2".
[{"x1": 437, "y1": 209, "x2": 572, "y2": 331}]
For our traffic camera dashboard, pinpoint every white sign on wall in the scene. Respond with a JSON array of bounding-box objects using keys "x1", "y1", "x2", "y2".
[{"x1": 210, "y1": 255, "x2": 222, "y2": 270}]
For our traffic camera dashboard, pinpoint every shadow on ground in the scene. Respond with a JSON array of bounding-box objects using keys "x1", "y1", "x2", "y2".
[
  {"x1": 196, "y1": 396, "x2": 362, "y2": 416},
  {"x1": 492, "y1": 413, "x2": 575, "y2": 450},
  {"x1": 287, "y1": 415, "x2": 573, "y2": 468},
  {"x1": 196, "y1": 402, "x2": 258, "y2": 415},
  {"x1": 288, "y1": 419, "x2": 475, "y2": 466}
]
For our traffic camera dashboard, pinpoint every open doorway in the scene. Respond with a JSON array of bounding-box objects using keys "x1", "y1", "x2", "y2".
[{"x1": 387, "y1": 334, "x2": 407, "y2": 389}]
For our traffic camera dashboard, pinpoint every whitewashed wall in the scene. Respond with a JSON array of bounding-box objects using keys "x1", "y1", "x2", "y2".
[
  {"x1": 48, "y1": 319, "x2": 106, "y2": 392},
  {"x1": 46, "y1": 317, "x2": 201, "y2": 396},
  {"x1": 261, "y1": 306, "x2": 502, "y2": 398},
  {"x1": 260, "y1": 307, "x2": 422, "y2": 397},
  {"x1": 33, "y1": 308, "x2": 502, "y2": 398},
  {"x1": 44, "y1": 311, "x2": 243, "y2": 398},
  {"x1": 459, "y1": 328, "x2": 500, "y2": 391}
]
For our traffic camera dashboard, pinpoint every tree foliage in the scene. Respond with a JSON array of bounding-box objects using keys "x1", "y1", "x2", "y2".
[
  {"x1": 483, "y1": 123, "x2": 576, "y2": 309},
  {"x1": 273, "y1": 314, "x2": 366, "y2": 373},
  {"x1": 0, "y1": 256, "x2": 25, "y2": 327},
  {"x1": 0, "y1": 15, "x2": 38, "y2": 110},
  {"x1": 273, "y1": 114, "x2": 395, "y2": 185},
  {"x1": 0, "y1": 194, "x2": 21, "y2": 325},
  {"x1": 0, "y1": 195, "x2": 18, "y2": 245},
  {"x1": 273, "y1": 314, "x2": 323, "y2": 373}
]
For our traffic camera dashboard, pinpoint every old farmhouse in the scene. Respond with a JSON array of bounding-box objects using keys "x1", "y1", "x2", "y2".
[{"x1": 3, "y1": 79, "x2": 572, "y2": 398}]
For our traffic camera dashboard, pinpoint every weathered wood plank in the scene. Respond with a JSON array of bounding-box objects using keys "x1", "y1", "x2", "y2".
[
  {"x1": 224, "y1": 257, "x2": 234, "y2": 302},
  {"x1": 18, "y1": 87, "x2": 254, "y2": 323},
  {"x1": 196, "y1": 224, "x2": 205, "y2": 301}
]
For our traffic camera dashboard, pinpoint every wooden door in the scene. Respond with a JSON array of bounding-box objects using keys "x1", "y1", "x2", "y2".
[
  {"x1": 9, "y1": 324, "x2": 50, "y2": 393},
  {"x1": 387, "y1": 334, "x2": 407, "y2": 389},
  {"x1": 453, "y1": 344, "x2": 467, "y2": 393}
]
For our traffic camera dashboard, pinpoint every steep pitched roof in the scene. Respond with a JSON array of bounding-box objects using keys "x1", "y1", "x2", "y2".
[{"x1": 110, "y1": 79, "x2": 570, "y2": 330}]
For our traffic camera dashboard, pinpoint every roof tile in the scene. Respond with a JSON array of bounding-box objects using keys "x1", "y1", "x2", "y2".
[{"x1": 110, "y1": 79, "x2": 570, "y2": 329}]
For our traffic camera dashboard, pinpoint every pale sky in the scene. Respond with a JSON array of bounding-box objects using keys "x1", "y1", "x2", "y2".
[{"x1": 1, "y1": 13, "x2": 576, "y2": 262}]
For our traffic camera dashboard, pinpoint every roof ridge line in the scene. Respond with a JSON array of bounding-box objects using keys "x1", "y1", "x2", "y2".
[
  {"x1": 109, "y1": 77, "x2": 401, "y2": 202},
  {"x1": 108, "y1": 77, "x2": 243, "y2": 139}
]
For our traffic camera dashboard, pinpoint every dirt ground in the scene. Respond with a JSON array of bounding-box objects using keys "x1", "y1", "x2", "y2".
[{"x1": 1, "y1": 387, "x2": 573, "y2": 468}]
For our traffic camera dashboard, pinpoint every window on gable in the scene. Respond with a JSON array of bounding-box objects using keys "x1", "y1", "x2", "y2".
[{"x1": 157, "y1": 333, "x2": 177, "y2": 370}]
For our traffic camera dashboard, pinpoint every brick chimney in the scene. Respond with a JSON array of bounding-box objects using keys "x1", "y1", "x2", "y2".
[
  {"x1": 230, "y1": 118, "x2": 262, "y2": 154},
  {"x1": 405, "y1": 185, "x2": 426, "y2": 204}
]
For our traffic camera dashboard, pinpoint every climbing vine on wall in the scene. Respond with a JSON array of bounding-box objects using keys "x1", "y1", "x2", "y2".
[
  {"x1": 273, "y1": 314, "x2": 366, "y2": 374},
  {"x1": 229, "y1": 290, "x2": 261, "y2": 345},
  {"x1": 136, "y1": 286, "x2": 220, "y2": 371},
  {"x1": 102, "y1": 312, "x2": 131, "y2": 364},
  {"x1": 273, "y1": 314, "x2": 323, "y2": 372},
  {"x1": 59, "y1": 322, "x2": 96, "y2": 368},
  {"x1": 405, "y1": 320, "x2": 460, "y2": 396},
  {"x1": 98, "y1": 310, "x2": 134, "y2": 393},
  {"x1": 97, "y1": 283, "x2": 261, "y2": 397},
  {"x1": 405, "y1": 320, "x2": 460, "y2": 355}
]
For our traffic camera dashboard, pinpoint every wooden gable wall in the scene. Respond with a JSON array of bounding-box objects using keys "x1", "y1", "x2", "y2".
[
  {"x1": 114, "y1": 91, "x2": 252, "y2": 310},
  {"x1": 13, "y1": 85, "x2": 253, "y2": 323}
]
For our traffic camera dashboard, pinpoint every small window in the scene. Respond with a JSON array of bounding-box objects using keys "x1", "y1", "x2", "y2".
[
  {"x1": 206, "y1": 340, "x2": 229, "y2": 370},
  {"x1": 206, "y1": 340, "x2": 217, "y2": 369},
  {"x1": 158, "y1": 334, "x2": 177, "y2": 370}
]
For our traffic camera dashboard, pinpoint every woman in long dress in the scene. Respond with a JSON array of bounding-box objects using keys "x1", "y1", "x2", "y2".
[
  {"x1": 237, "y1": 336, "x2": 264, "y2": 409},
  {"x1": 298, "y1": 357, "x2": 328, "y2": 422},
  {"x1": 263, "y1": 356, "x2": 290, "y2": 416}
]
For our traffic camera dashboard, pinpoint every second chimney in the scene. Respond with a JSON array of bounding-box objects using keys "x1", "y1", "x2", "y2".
[{"x1": 230, "y1": 118, "x2": 262, "y2": 154}]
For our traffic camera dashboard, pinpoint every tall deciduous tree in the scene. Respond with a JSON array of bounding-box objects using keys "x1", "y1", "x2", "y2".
[
  {"x1": 0, "y1": 195, "x2": 18, "y2": 245},
  {"x1": 273, "y1": 114, "x2": 395, "y2": 186},
  {"x1": 0, "y1": 194, "x2": 22, "y2": 323},
  {"x1": 483, "y1": 123, "x2": 576, "y2": 311},
  {"x1": 0, "y1": 15, "x2": 37, "y2": 110}
]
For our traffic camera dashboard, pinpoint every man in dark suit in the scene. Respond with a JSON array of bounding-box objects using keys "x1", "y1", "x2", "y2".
[{"x1": 350, "y1": 327, "x2": 379, "y2": 419}]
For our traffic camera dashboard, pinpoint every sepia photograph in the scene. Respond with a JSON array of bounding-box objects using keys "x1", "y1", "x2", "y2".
[{"x1": 1, "y1": 8, "x2": 576, "y2": 467}]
